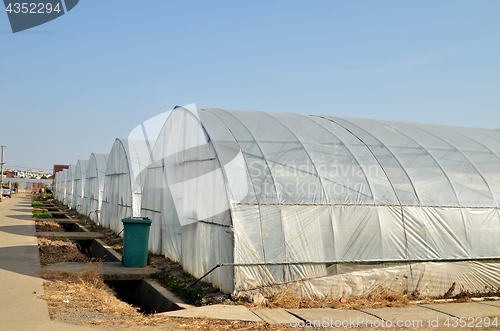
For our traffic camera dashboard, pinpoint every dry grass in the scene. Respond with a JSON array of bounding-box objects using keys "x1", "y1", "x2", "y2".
[
  {"x1": 42, "y1": 263, "x2": 144, "y2": 323},
  {"x1": 38, "y1": 237, "x2": 89, "y2": 264},
  {"x1": 173, "y1": 318, "x2": 289, "y2": 331},
  {"x1": 263, "y1": 285, "x2": 411, "y2": 310},
  {"x1": 40, "y1": 263, "x2": 287, "y2": 330},
  {"x1": 340, "y1": 286, "x2": 412, "y2": 309}
]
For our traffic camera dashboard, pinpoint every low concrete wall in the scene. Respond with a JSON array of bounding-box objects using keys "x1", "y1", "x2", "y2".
[
  {"x1": 70, "y1": 223, "x2": 121, "y2": 262},
  {"x1": 68, "y1": 222, "x2": 192, "y2": 312},
  {"x1": 69, "y1": 223, "x2": 87, "y2": 233},
  {"x1": 91, "y1": 239, "x2": 122, "y2": 263},
  {"x1": 134, "y1": 279, "x2": 194, "y2": 313}
]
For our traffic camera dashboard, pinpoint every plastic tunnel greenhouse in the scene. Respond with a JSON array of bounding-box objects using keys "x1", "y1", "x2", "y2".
[
  {"x1": 139, "y1": 106, "x2": 500, "y2": 297},
  {"x1": 57, "y1": 171, "x2": 65, "y2": 201},
  {"x1": 64, "y1": 165, "x2": 76, "y2": 209},
  {"x1": 82, "y1": 153, "x2": 109, "y2": 223},
  {"x1": 73, "y1": 160, "x2": 88, "y2": 214},
  {"x1": 60, "y1": 169, "x2": 68, "y2": 204},
  {"x1": 53, "y1": 172, "x2": 58, "y2": 199},
  {"x1": 54, "y1": 171, "x2": 62, "y2": 201},
  {"x1": 59, "y1": 169, "x2": 65, "y2": 203},
  {"x1": 100, "y1": 138, "x2": 151, "y2": 234},
  {"x1": 56, "y1": 172, "x2": 62, "y2": 200}
]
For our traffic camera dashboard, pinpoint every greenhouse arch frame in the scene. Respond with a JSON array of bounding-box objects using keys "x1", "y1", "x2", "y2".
[{"x1": 141, "y1": 107, "x2": 500, "y2": 296}]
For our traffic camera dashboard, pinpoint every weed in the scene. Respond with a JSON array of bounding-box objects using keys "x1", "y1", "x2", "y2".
[
  {"x1": 151, "y1": 273, "x2": 206, "y2": 305},
  {"x1": 33, "y1": 210, "x2": 53, "y2": 219},
  {"x1": 32, "y1": 201, "x2": 44, "y2": 207},
  {"x1": 484, "y1": 297, "x2": 497, "y2": 301}
]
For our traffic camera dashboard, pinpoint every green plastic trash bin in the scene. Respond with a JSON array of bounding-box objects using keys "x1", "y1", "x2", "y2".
[{"x1": 121, "y1": 217, "x2": 152, "y2": 268}]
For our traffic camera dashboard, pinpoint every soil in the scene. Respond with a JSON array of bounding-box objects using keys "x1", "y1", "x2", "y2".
[
  {"x1": 38, "y1": 237, "x2": 89, "y2": 264},
  {"x1": 36, "y1": 220, "x2": 65, "y2": 232}
]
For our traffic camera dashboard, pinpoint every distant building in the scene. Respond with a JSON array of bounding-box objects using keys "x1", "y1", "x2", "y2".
[
  {"x1": 13, "y1": 170, "x2": 26, "y2": 178},
  {"x1": 53, "y1": 165, "x2": 69, "y2": 175},
  {"x1": 26, "y1": 169, "x2": 36, "y2": 177}
]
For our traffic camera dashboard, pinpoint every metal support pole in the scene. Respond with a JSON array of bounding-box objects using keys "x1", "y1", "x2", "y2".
[{"x1": 0, "y1": 146, "x2": 4, "y2": 201}]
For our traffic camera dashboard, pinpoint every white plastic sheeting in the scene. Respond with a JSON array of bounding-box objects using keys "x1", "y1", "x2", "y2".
[
  {"x1": 82, "y1": 153, "x2": 109, "y2": 223},
  {"x1": 56, "y1": 171, "x2": 66, "y2": 201},
  {"x1": 56, "y1": 171, "x2": 63, "y2": 201},
  {"x1": 141, "y1": 107, "x2": 500, "y2": 295},
  {"x1": 54, "y1": 172, "x2": 60, "y2": 200},
  {"x1": 54, "y1": 172, "x2": 58, "y2": 199},
  {"x1": 64, "y1": 165, "x2": 76, "y2": 209},
  {"x1": 141, "y1": 106, "x2": 234, "y2": 292},
  {"x1": 101, "y1": 139, "x2": 151, "y2": 234},
  {"x1": 235, "y1": 260, "x2": 500, "y2": 299},
  {"x1": 60, "y1": 169, "x2": 68, "y2": 204},
  {"x1": 73, "y1": 160, "x2": 88, "y2": 214}
]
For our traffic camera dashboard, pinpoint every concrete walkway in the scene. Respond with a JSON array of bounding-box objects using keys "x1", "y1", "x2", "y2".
[
  {"x1": 0, "y1": 195, "x2": 95, "y2": 331},
  {"x1": 160, "y1": 279, "x2": 500, "y2": 326},
  {"x1": 163, "y1": 301, "x2": 500, "y2": 327}
]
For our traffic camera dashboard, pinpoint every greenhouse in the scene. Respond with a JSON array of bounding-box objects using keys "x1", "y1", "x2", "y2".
[
  {"x1": 56, "y1": 172, "x2": 62, "y2": 200},
  {"x1": 100, "y1": 138, "x2": 151, "y2": 234},
  {"x1": 82, "y1": 153, "x2": 109, "y2": 223},
  {"x1": 140, "y1": 106, "x2": 500, "y2": 297},
  {"x1": 54, "y1": 171, "x2": 62, "y2": 201},
  {"x1": 73, "y1": 160, "x2": 88, "y2": 214},
  {"x1": 64, "y1": 165, "x2": 75, "y2": 208},
  {"x1": 52, "y1": 106, "x2": 500, "y2": 298},
  {"x1": 60, "y1": 168, "x2": 68, "y2": 204},
  {"x1": 57, "y1": 171, "x2": 65, "y2": 201}
]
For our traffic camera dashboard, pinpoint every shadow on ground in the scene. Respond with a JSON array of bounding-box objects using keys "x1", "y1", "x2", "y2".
[
  {"x1": 0, "y1": 245, "x2": 42, "y2": 278},
  {"x1": 0, "y1": 225, "x2": 35, "y2": 237},
  {"x1": 5, "y1": 214, "x2": 33, "y2": 221},
  {"x1": 11, "y1": 208, "x2": 35, "y2": 213}
]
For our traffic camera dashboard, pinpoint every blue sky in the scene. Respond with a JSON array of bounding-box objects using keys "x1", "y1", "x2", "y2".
[{"x1": 1, "y1": 0, "x2": 499, "y2": 172}]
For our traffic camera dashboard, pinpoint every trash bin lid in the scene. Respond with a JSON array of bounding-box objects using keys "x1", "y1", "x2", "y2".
[{"x1": 121, "y1": 217, "x2": 152, "y2": 224}]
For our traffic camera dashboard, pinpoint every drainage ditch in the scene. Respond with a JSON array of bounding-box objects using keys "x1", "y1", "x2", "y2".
[{"x1": 36, "y1": 204, "x2": 189, "y2": 314}]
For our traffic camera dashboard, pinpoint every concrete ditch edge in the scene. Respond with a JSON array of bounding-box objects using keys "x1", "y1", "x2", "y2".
[
  {"x1": 67, "y1": 222, "x2": 192, "y2": 312},
  {"x1": 135, "y1": 279, "x2": 195, "y2": 313}
]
